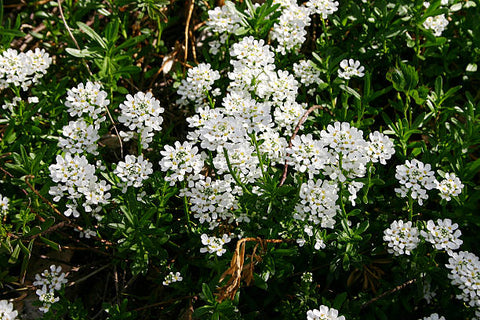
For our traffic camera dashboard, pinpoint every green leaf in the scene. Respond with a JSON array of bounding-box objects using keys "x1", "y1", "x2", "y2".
[
  {"x1": 339, "y1": 84, "x2": 361, "y2": 100},
  {"x1": 77, "y1": 22, "x2": 107, "y2": 49},
  {"x1": 201, "y1": 283, "x2": 215, "y2": 303},
  {"x1": 65, "y1": 48, "x2": 96, "y2": 58},
  {"x1": 40, "y1": 236, "x2": 60, "y2": 251},
  {"x1": 333, "y1": 292, "x2": 348, "y2": 310}
]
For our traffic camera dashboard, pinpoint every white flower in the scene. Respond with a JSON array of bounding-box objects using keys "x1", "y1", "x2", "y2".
[
  {"x1": 0, "y1": 194, "x2": 9, "y2": 217},
  {"x1": 65, "y1": 81, "x2": 109, "y2": 123},
  {"x1": 293, "y1": 59, "x2": 323, "y2": 93},
  {"x1": 180, "y1": 176, "x2": 239, "y2": 229},
  {"x1": 306, "y1": 305, "x2": 346, "y2": 320},
  {"x1": 200, "y1": 234, "x2": 231, "y2": 256},
  {"x1": 421, "y1": 218, "x2": 462, "y2": 253},
  {"x1": 206, "y1": 3, "x2": 242, "y2": 34},
  {"x1": 0, "y1": 48, "x2": 52, "y2": 91},
  {"x1": 419, "y1": 313, "x2": 446, "y2": 320},
  {"x1": 177, "y1": 63, "x2": 220, "y2": 106},
  {"x1": 423, "y1": 14, "x2": 449, "y2": 37},
  {"x1": 395, "y1": 159, "x2": 437, "y2": 205},
  {"x1": 49, "y1": 153, "x2": 110, "y2": 217},
  {"x1": 0, "y1": 300, "x2": 19, "y2": 320},
  {"x1": 436, "y1": 172, "x2": 463, "y2": 201},
  {"x1": 383, "y1": 220, "x2": 420, "y2": 256},
  {"x1": 163, "y1": 271, "x2": 183, "y2": 286},
  {"x1": 271, "y1": 3, "x2": 311, "y2": 55},
  {"x1": 366, "y1": 131, "x2": 395, "y2": 165},
  {"x1": 58, "y1": 119, "x2": 100, "y2": 155},
  {"x1": 338, "y1": 59, "x2": 365, "y2": 80},
  {"x1": 445, "y1": 251, "x2": 480, "y2": 308},
  {"x1": 118, "y1": 91, "x2": 164, "y2": 132},
  {"x1": 159, "y1": 141, "x2": 204, "y2": 185},
  {"x1": 33, "y1": 265, "x2": 67, "y2": 313},
  {"x1": 294, "y1": 179, "x2": 340, "y2": 229},
  {"x1": 114, "y1": 155, "x2": 153, "y2": 190},
  {"x1": 314, "y1": 239, "x2": 326, "y2": 250},
  {"x1": 306, "y1": 0, "x2": 339, "y2": 19}
]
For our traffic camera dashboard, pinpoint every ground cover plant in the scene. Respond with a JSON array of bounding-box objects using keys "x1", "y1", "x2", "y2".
[{"x1": 1, "y1": 0, "x2": 480, "y2": 319}]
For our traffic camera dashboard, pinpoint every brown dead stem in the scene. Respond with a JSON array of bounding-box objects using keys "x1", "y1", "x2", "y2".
[{"x1": 216, "y1": 237, "x2": 288, "y2": 302}]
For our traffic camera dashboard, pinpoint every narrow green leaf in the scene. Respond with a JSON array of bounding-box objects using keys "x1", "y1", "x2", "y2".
[{"x1": 77, "y1": 22, "x2": 106, "y2": 48}]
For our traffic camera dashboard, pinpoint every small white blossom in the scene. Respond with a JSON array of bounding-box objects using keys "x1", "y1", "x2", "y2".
[
  {"x1": 436, "y1": 172, "x2": 463, "y2": 201},
  {"x1": 423, "y1": 14, "x2": 449, "y2": 37},
  {"x1": 177, "y1": 63, "x2": 220, "y2": 106},
  {"x1": 58, "y1": 119, "x2": 100, "y2": 155},
  {"x1": 159, "y1": 141, "x2": 204, "y2": 185},
  {"x1": 395, "y1": 159, "x2": 437, "y2": 205},
  {"x1": 200, "y1": 234, "x2": 231, "y2": 256},
  {"x1": 0, "y1": 300, "x2": 18, "y2": 320},
  {"x1": 65, "y1": 81, "x2": 109, "y2": 123},
  {"x1": 306, "y1": 305, "x2": 346, "y2": 320},
  {"x1": 114, "y1": 155, "x2": 153, "y2": 190},
  {"x1": 419, "y1": 313, "x2": 446, "y2": 320},
  {"x1": 445, "y1": 251, "x2": 480, "y2": 308},
  {"x1": 421, "y1": 218, "x2": 462, "y2": 253},
  {"x1": 338, "y1": 59, "x2": 365, "y2": 80},
  {"x1": 0, "y1": 48, "x2": 52, "y2": 91},
  {"x1": 0, "y1": 194, "x2": 9, "y2": 217},
  {"x1": 163, "y1": 271, "x2": 183, "y2": 286},
  {"x1": 366, "y1": 131, "x2": 395, "y2": 165},
  {"x1": 118, "y1": 91, "x2": 164, "y2": 132},
  {"x1": 306, "y1": 0, "x2": 339, "y2": 19},
  {"x1": 383, "y1": 220, "x2": 420, "y2": 256}
]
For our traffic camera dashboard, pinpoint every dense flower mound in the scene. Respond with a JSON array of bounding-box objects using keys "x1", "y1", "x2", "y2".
[
  {"x1": 421, "y1": 218, "x2": 463, "y2": 253},
  {"x1": 58, "y1": 119, "x2": 100, "y2": 155},
  {"x1": 114, "y1": 155, "x2": 153, "y2": 191},
  {"x1": 395, "y1": 159, "x2": 437, "y2": 205},
  {"x1": 0, "y1": 48, "x2": 51, "y2": 91},
  {"x1": 65, "y1": 81, "x2": 109, "y2": 123},
  {"x1": 383, "y1": 220, "x2": 420, "y2": 256},
  {"x1": 445, "y1": 251, "x2": 480, "y2": 308}
]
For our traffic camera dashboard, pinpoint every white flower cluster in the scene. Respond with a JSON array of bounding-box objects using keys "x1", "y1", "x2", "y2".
[
  {"x1": 445, "y1": 251, "x2": 480, "y2": 308},
  {"x1": 58, "y1": 119, "x2": 100, "y2": 155},
  {"x1": 159, "y1": 141, "x2": 205, "y2": 185},
  {"x1": 200, "y1": 233, "x2": 231, "y2": 256},
  {"x1": 271, "y1": 2, "x2": 311, "y2": 55},
  {"x1": 419, "y1": 313, "x2": 446, "y2": 320},
  {"x1": 423, "y1": 14, "x2": 449, "y2": 37},
  {"x1": 176, "y1": 63, "x2": 220, "y2": 107},
  {"x1": 307, "y1": 305, "x2": 346, "y2": 320},
  {"x1": 65, "y1": 81, "x2": 109, "y2": 124},
  {"x1": 383, "y1": 220, "x2": 420, "y2": 256},
  {"x1": 421, "y1": 218, "x2": 462, "y2": 253},
  {"x1": 338, "y1": 59, "x2": 365, "y2": 80},
  {"x1": 0, "y1": 194, "x2": 9, "y2": 217},
  {"x1": 33, "y1": 265, "x2": 68, "y2": 313},
  {"x1": 49, "y1": 153, "x2": 111, "y2": 218},
  {"x1": 118, "y1": 91, "x2": 164, "y2": 148},
  {"x1": 206, "y1": 3, "x2": 242, "y2": 35},
  {"x1": 294, "y1": 179, "x2": 339, "y2": 229},
  {"x1": 395, "y1": 159, "x2": 436, "y2": 205},
  {"x1": 0, "y1": 48, "x2": 52, "y2": 91},
  {"x1": 436, "y1": 172, "x2": 464, "y2": 201},
  {"x1": 0, "y1": 300, "x2": 18, "y2": 320},
  {"x1": 306, "y1": 0, "x2": 339, "y2": 19},
  {"x1": 366, "y1": 131, "x2": 395, "y2": 165},
  {"x1": 395, "y1": 159, "x2": 464, "y2": 205},
  {"x1": 163, "y1": 271, "x2": 183, "y2": 286},
  {"x1": 180, "y1": 176, "x2": 239, "y2": 229},
  {"x1": 114, "y1": 155, "x2": 153, "y2": 192},
  {"x1": 293, "y1": 60, "x2": 323, "y2": 95}
]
